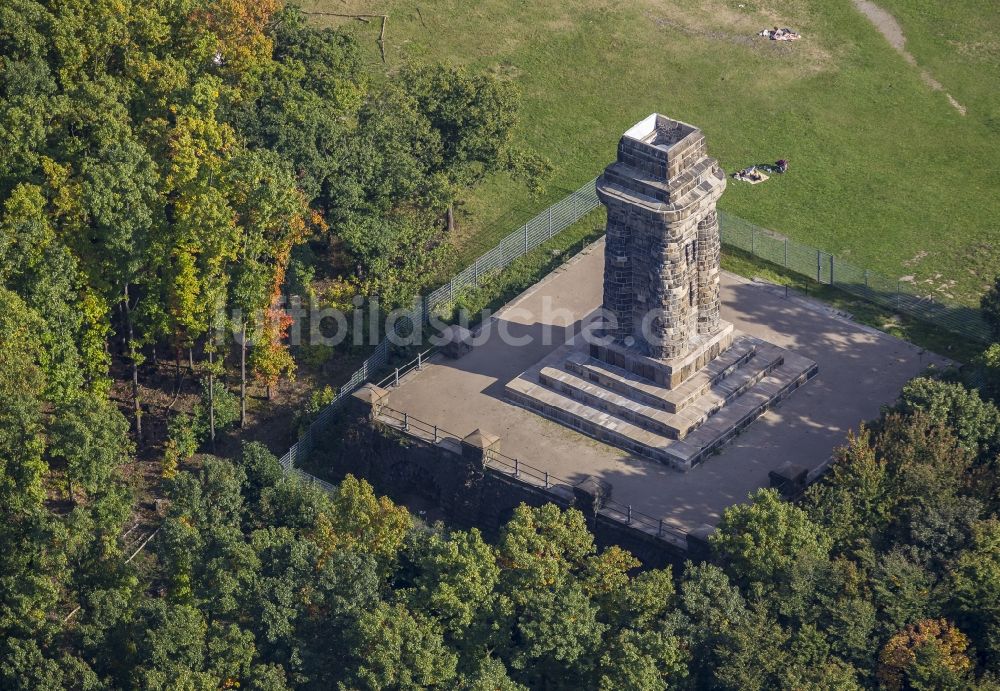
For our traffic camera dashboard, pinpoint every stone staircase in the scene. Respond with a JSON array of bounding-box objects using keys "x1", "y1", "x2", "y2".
[{"x1": 505, "y1": 334, "x2": 817, "y2": 470}]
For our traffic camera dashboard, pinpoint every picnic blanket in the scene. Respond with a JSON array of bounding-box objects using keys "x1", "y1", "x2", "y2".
[{"x1": 732, "y1": 167, "x2": 769, "y2": 184}]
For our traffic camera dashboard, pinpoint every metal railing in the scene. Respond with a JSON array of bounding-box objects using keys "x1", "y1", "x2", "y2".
[
  {"x1": 378, "y1": 405, "x2": 445, "y2": 443},
  {"x1": 376, "y1": 406, "x2": 689, "y2": 548},
  {"x1": 376, "y1": 348, "x2": 437, "y2": 390}
]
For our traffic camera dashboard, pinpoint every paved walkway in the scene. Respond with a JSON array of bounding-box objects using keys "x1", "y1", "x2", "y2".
[{"x1": 387, "y1": 240, "x2": 950, "y2": 531}]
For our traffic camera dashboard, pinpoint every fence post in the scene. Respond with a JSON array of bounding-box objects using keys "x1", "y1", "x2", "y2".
[
  {"x1": 548, "y1": 207, "x2": 553, "y2": 239},
  {"x1": 514, "y1": 458, "x2": 519, "y2": 478},
  {"x1": 829, "y1": 254, "x2": 835, "y2": 286},
  {"x1": 524, "y1": 223, "x2": 528, "y2": 254},
  {"x1": 475, "y1": 257, "x2": 479, "y2": 286},
  {"x1": 402, "y1": 412, "x2": 408, "y2": 432},
  {"x1": 304, "y1": 427, "x2": 314, "y2": 459},
  {"x1": 432, "y1": 425, "x2": 438, "y2": 442},
  {"x1": 417, "y1": 351, "x2": 422, "y2": 370},
  {"x1": 896, "y1": 280, "x2": 901, "y2": 309},
  {"x1": 816, "y1": 250, "x2": 821, "y2": 282},
  {"x1": 750, "y1": 227, "x2": 755, "y2": 256},
  {"x1": 864, "y1": 269, "x2": 869, "y2": 289},
  {"x1": 627, "y1": 505, "x2": 632, "y2": 524},
  {"x1": 783, "y1": 238, "x2": 788, "y2": 268},
  {"x1": 544, "y1": 472, "x2": 549, "y2": 488},
  {"x1": 394, "y1": 367, "x2": 400, "y2": 387},
  {"x1": 657, "y1": 518, "x2": 663, "y2": 537}
]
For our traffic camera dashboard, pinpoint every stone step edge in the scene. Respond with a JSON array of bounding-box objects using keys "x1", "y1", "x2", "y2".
[
  {"x1": 504, "y1": 378, "x2": 686, "y2": 468},
  {"x1": 540, "y1": 367, "x2": 684, "y2": 439},
  {"x1": 506, "y1": 356, "x2": 818, "y2": 471},
  {"x1": 677, "y1": 359, "x2": 820, "y2": 467},
  {"x1": 549, "y1": 347, "x2": 785, "y2": 439},
  {"x1": 565, "y1": 338, "x2": 759, "y2": 413}
]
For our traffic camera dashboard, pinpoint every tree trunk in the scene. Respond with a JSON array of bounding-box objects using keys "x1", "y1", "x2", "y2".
[
  {"x1": 123, "y1": 284, "x2": 142, "y2": 440},
  {"x1": 174, "y1": 347, "x2": 182, "y2": 393},
  {"x1": 131, "y1": 351, "x2": 142, "y2": 441},
  {"x1": 188, "y1": 347, "x2": 195, "y2": 373},
  {"x1": 266, "y1": 383, "x2": 272, "y2": 401},
  {"x1": 240, "y1": 322, "x2": 247, "y2": 429},
  {"x1": 119, "y1": 302, "x2": 129, "y2": 352},
  {"x1": 446, "y1": 204, "x2": 455, "y2": 234},
  {"x1": 208, "y1": 349, "x2": 216, "y2": 453}
]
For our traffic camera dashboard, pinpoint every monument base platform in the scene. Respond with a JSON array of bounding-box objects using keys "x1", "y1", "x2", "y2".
[
  {"x1": 505, "y1": 331, "x2": 817, "y2": 470},
  {"x1": 590, "y1": 321, "x2": 735, "y2": 389}
]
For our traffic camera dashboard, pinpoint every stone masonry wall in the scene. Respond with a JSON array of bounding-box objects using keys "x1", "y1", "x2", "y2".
[
  {"x1": 309, "y1": 394, "x2": 690, "y2": 570},
  {"x1": 603, "y1": 206, "x2": 634, "y2": 341},
  {"x1": 697, "y1": 210, "x2": 722, "y2": 334},
  {"x1": 596, "y1": 115, "x2": 725, "y2": 361}
]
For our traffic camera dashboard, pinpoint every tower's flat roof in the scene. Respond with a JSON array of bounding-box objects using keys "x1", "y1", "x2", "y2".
[{"x1": 622, "y1": 113, "x2": 698, "y2": 151}]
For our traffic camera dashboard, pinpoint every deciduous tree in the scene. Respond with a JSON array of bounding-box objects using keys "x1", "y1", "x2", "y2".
[{"x1": 712, "y1": 487, "x2": 832, "y2": 587}]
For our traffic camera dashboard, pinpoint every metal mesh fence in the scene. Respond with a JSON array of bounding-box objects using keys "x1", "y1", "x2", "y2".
[
  {"x1": 278, "y1": 179, "x2": 602, "y2": 470},
  {"x1": 717, "y1": 210, "x2": 991, "y2": 343}
]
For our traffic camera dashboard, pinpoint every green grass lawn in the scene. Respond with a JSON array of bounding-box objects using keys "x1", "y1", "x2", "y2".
[
  {"x1": 877, "y1": 0, "x2": 1000, "y2": 123},
  {"x1": 299, "y1": 0, "x2": 1000, "y2": 306}
]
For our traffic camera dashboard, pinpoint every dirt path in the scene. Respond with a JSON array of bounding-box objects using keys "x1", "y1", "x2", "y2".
[{"x1": 851, "y1": 0, "x2": 966, "y2": 114}]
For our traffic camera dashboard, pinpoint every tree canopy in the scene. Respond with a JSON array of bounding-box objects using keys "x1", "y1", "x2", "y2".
[{"x1": 5, "y1": 382, "x2": 1000, "y2": 688}]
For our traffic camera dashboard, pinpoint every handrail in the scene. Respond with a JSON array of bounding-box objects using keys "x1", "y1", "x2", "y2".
[
  {"x1": 376, "y1": 348, "x2": 437, "y2": 390},
  {"x1": 377, "y1": 405, "x2": 690, "y2": 547}
]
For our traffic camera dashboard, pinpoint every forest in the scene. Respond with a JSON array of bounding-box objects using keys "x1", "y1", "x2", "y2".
[
  {"x1": 8, "y1": 373, "x2": 1000, "y2": 688},
  {"x1": 3, "y1": 0, "x2": 1000, "y2": 689}
]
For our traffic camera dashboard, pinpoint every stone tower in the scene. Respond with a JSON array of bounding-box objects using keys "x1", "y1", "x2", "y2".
[
  {"x1": 593, "y1": 114, "x2": 733, "y2": 387},
  {"x1": 505, "y1": 114, "x2": 817, "y2": 470}
]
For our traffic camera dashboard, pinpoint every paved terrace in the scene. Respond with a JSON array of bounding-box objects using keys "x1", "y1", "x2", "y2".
[{"x1": 386, "y1": 239, "x2": 950, "y2": 531}]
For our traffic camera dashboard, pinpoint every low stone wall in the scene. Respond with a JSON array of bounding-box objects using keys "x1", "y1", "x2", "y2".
[{"x1": 305, "y1": 386, "x2": 695, "y2": 570}]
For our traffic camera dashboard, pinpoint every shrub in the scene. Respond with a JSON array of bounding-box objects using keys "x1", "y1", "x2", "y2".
[
  {"x1": 192, "y1": 379, "x2": 240, "y2": 442},
  {"x1": 163, "y1": 413, "x2": 198, "y2": 478},
  {"x1": 297, "y1": 385, "x2": 337, "y2": 434}
]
